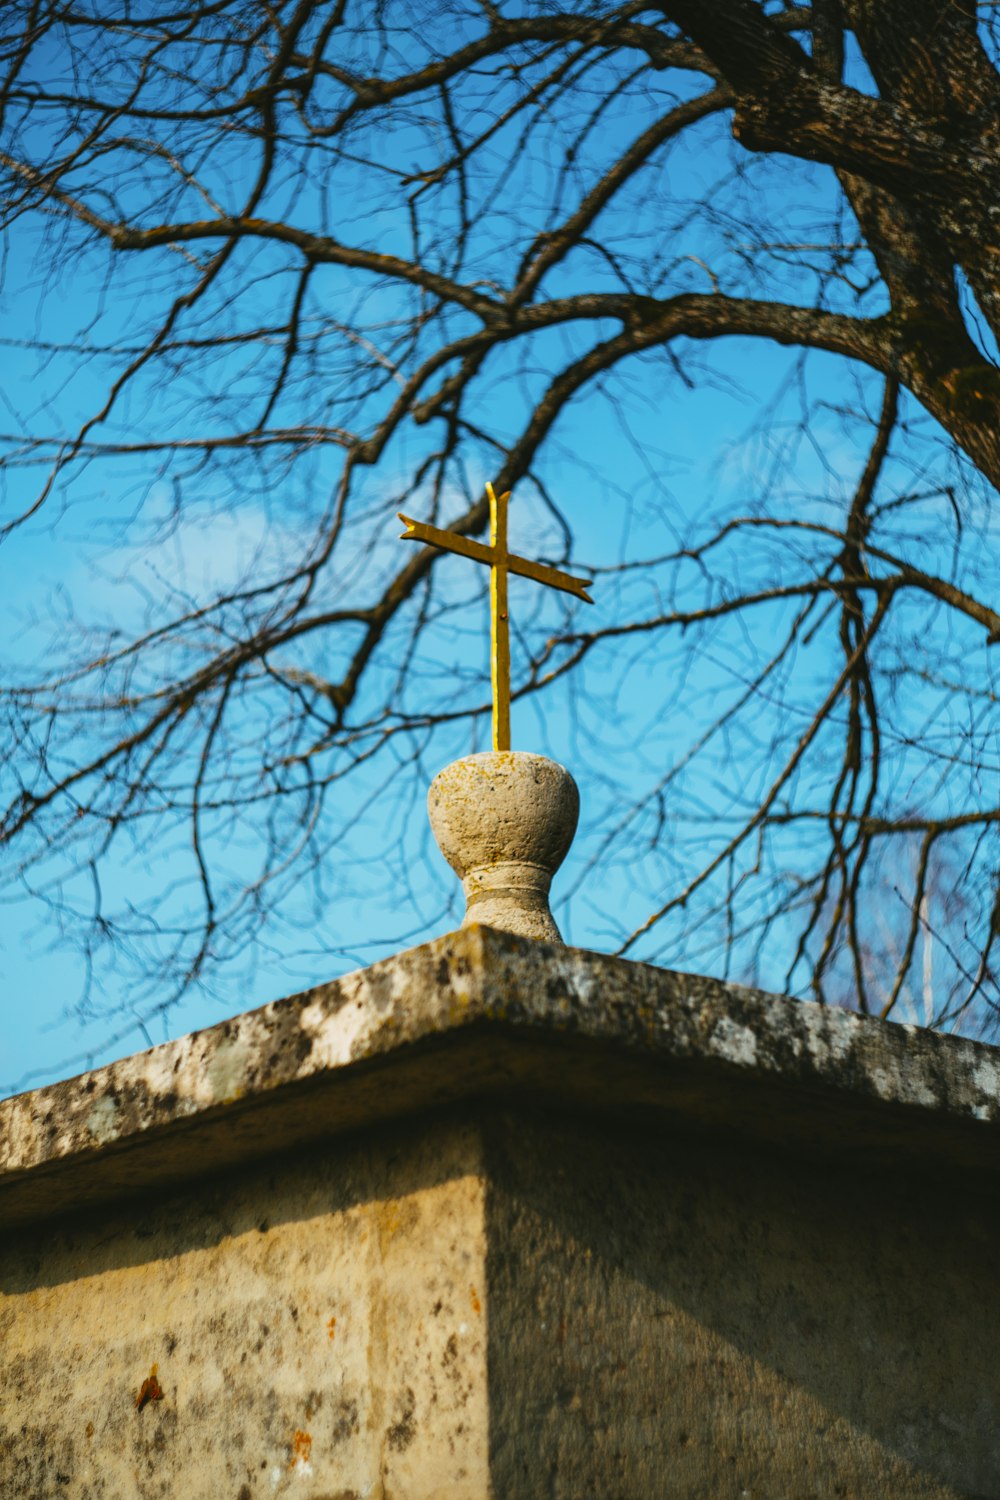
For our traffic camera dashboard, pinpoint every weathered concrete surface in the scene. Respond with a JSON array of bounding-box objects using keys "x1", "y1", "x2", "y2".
[
  {"x1": 4, "y1": 924, "x2": 1000, "y2": 1227},
  {"x1": 486, "y1": 1108, "x2": 1000, "y2": 1499},
  {"x1": 2, "y1": 1117, "x2": 489, "y2": 1499},
  {"x1": 4, "y1": 1102, "x2": 999, "y2": 1498},
  {"x1": 3, "y1": 926, "x2": 1000, "y2": 1496}
]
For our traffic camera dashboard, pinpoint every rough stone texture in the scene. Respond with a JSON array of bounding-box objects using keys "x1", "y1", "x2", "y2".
[
  {"x1": 427, "y1": 753, "x2": 579, "y2": 941},
  {"x1": 3, "y1": 924, "x2": 1000, "y2": 1228},
  {"x1": 2, "y1": 1116, "x2": 489, "y2": 1499},
  {"x1": 485, "y1": 1108, "x2": 999, "y2": 1499},
  {"x1": 3, "y1": 926, "x2": 1000, "y2": 1496}
]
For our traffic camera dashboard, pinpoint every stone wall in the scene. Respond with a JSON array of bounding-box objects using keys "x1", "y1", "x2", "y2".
[
  {"x1": 4, "y1": 1116, "x2": 490, "y2": 1498},
  {"x1": 3, "y1": 925, "x2": 999, "y2": 1497},
  {"x1": 486, "y1": 1108, "x2": 999, "y2": 1498}
]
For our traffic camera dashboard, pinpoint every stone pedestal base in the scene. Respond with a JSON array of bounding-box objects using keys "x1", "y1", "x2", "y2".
[
  {"x1": 427, "y1": 752, "x2": 579, "y2": 942},
  {"x1": 3, "y1": 927, "x2": 1000, "y2": 1497}
]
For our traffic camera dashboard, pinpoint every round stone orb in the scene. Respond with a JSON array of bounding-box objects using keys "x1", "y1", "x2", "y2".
[{"x1": 427, "y1": 751, "x2": 579, "y2": 943}]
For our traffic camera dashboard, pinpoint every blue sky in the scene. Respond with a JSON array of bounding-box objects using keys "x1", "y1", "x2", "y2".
[
  {"x1": 0, "y1": 330, "x2": 917, "y2": 1094},
  {"x1": 0, "y1": 356, "x2": 732, "y2": 1083},
  {"x1": 4, "y1": 10, "x2": 997, "y2": 1096}
]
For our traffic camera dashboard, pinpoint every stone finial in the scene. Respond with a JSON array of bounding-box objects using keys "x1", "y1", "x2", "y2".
[{"x1": 427, "y1": 752, "x2": 579, "y2": 943}]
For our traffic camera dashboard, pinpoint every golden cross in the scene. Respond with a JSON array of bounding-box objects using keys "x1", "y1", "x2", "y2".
[{"x1": 399, "y1": 483, "x2": 593, "y2": 752}]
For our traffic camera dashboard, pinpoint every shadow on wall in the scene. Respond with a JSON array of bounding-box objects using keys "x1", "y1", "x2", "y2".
[{"x1": 485, "y1": 1107, "x2": 1000, "y2": 1500}]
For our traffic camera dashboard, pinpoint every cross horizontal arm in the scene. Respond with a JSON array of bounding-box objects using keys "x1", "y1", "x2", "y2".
[{"x1": 398, "y1": 513, "x2": 593, "y2": 603}]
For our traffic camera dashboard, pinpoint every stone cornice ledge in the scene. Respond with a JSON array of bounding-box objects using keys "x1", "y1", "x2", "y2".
[{"x1": 3, "y1": 925, "x2": 1000, "y2": 1226}]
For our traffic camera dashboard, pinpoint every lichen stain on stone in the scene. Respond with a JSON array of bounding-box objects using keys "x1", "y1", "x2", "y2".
[
  {"x1": 289, "y1": 1427, "x2": 312, "y2": 1470},
  {"x1": 299, "y1": 990, "x2": 372, "y2": 1070},
  {"x1": 386, "y1": 1386, "x2": 416, "y2": 1451},
  {"x1": 378, "y1": 1198, "x2": 418, "y2": 1250},
  {"x1": 331, "y1": 1398, "x2": 360, "y2": 1445},
  {"x1": 469, "y1": 1284, "x2": 481, "y2": 1315},
  {"x1": 710, "y1": 1016, "x2": 758, "y2": 1068},
  {"x1": 971, "y1": 1055, "x2": 1000, "y2": 1113},
  {"x1": 205, "y1": 1036, "x2": 249, "y2": 1105},
  {"x1": 86, "y1": 1093, "x2": 119, "y2": 1145},
  {"x1": 326, "y1": 1314, "x2": 337, "y2": 1340},
  {"x1": 135, "y1": 1363, "x2": 164, "y2": 1412}
]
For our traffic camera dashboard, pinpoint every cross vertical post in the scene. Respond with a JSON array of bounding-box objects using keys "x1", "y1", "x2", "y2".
[
  {"x1": 488, "y1": 482, "x2": 511, "y2": 752},
  {"x1": 398, "y1": 484, "x2": 593, "y2": 752}
]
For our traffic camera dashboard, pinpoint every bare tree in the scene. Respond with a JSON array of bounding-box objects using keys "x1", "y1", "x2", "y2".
[{"x1": 3, "y1": 0, "x2": 1000, "y2": 1050}]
